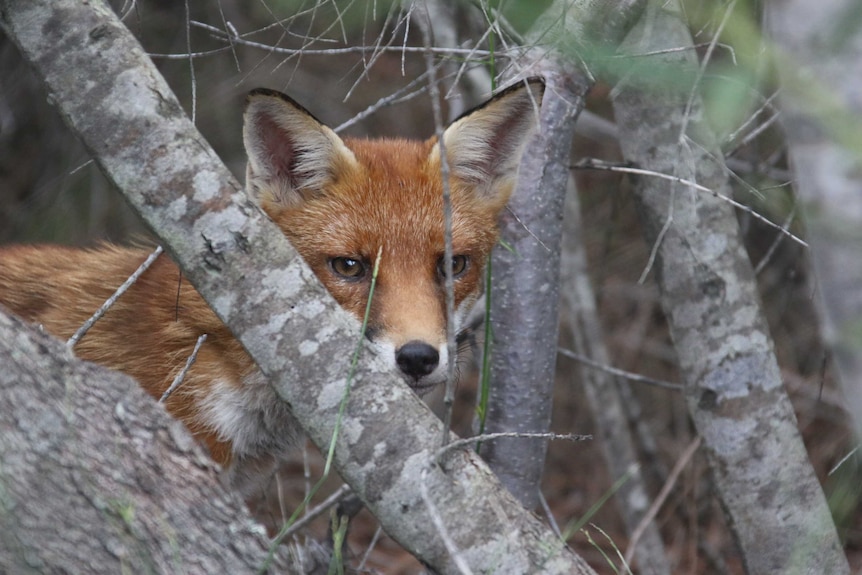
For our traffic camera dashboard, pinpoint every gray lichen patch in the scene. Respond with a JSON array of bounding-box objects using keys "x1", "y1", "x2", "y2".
[
  {"x1": 317, "y1": 377, "x2": 348, "y2": 413},
  {"x1": 698, "y1": 414, "x2": 757, "y2": 459},
  {"x1": 192, "y1": 170, "x2": 222, "y2": 203},
  {"x1": 243, "y1": 311, "x2": 293, "y2": 373},
  {"x1": 106, "y1": 69, "x2": 160, "y2": 120},
  {"x1": 165, "y1": 195, "x2": 188, "y2": 222},
  {"x1": 211, "y1": 292, "x2": 237, "y2": 320},
  {"x1": 194, "y1": 206, "x2": 257, "y2": 252},
  {"x1": 297, "y1": 340, "x2": 319, "y2": 356},
  {"x1": 699, "y1": 352, "x2": 782, "y2": 405},
  {"x1": 259, "y1": 265, "x2": 305, "y2": 300}
]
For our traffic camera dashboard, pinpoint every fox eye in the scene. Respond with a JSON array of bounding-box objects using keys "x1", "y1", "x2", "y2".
[
  {"x1": 437, "y1": 255, "x2": 469, "y2": 279},
  {"x1": 329, "y1": 257, "x2": 366, "y2": 280}
]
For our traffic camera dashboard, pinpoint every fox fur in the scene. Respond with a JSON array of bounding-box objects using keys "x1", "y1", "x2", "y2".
[{"x1": 0, "y1": 79, "x2": 543, "y2": 495}]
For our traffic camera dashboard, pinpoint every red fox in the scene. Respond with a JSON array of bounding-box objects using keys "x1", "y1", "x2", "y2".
[{"x1": 0, "y1": 79, "x2": 543, "y2": 494}]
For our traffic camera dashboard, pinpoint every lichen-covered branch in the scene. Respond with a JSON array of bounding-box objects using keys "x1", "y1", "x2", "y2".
[
  {"x1": 0, "y1": 310, "x2": 291, "y2": 573},
  {"x1": 611, "y1": 2, "x2": 849, "y2": 573},
  {"x1": 482, "y1": 0, "x2": 647, "y2": 511}
]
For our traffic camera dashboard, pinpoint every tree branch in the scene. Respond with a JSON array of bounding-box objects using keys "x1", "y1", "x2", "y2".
[
  {"x1": 0, "y1": 310, "x2": 290, "y2": 573},
  {"x1": 611, "y1": 2, "x2": 849, "y2": 573},
  {"x1": 481, "y1": 0, "x2": 647, "y2": 511}
]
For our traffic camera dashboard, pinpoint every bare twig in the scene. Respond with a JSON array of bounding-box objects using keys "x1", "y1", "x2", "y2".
[
  {"x1": 275, "y1": 484, "x2": 353, "y2": 542},
  {"x1": 413, "y1": 2, "x2": 458, "y2": 448},
  {"x1": 183, "y1": 0, "x2": 196, "y2": 123},
  {"x1": 724, "y1": 90, "x2": 781, "y2": 150},
  {"x1": 159, "y1": 333, "x2": 207, "y2": 404},
  {"x1": 571, "y1": 158, "x2": 808, "y2": 248},
  {"x1": 828, "y1": 446, "x2": 860, "y2": 477},
  {"x1": 332, "y1": 63, "x2": 444, "y2": 133},
  {"x1": 436, "y1": 431, "x2": 592, "y2": 463},
  {"x1": 151, "y1": 21, "x2": 502, "y2": 60},
  {"x1": 356, "y1": 526, "x2": 384, "y2": 572},
  {"x1": 624, "y1": 436, "x2": 701, "y2": 566},
  {"x1": 539, "y1": 491, "x2": 563, "y2": 538},
  {"x1": 608, "y1": 41, "x2": 737, "y2": 64},
  {"x1": 557, "y1": 348, "x2": 682, "y2": 391},
  {"x1": 678, "y1": 0, "x2": 738, "y2": 143},
  {"x1": 754, "y1": 203, "x2": 797, "y2": 275},
  {"x1": 639, "y1": 189, "x2": 675, "y2": 284},
  {"x1": 67, "y1": 245, "x2": 164, "y2": 348}
]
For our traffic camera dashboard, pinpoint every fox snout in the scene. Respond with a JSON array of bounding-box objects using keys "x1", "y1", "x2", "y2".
[
  {"x1": 370, "y1": 328, "x2": 450, "y2": 394},
  {"x1": 395, "y1": 340, "x2": 440, "y2": 380}
]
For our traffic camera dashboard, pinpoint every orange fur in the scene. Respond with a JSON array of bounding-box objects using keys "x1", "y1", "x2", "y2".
[{"x1": 0, "y1": 79, "x2": 543, "y2": 494}]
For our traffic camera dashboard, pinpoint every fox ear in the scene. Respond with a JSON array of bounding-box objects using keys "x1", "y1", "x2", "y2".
[
  {"x1": 435, "y1": 78, "x2": 544, "y2": 201},
  {"x1": 243, "y1": 89, "x2": 357, "y2": 210}
]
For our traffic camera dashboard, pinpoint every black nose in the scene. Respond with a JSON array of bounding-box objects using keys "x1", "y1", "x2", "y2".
[{"x1": 395, "y1": 341, "x2": 439, "y2": 379}]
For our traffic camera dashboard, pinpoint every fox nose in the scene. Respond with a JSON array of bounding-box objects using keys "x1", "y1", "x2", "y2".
[{"x1": 395, "y1": 341, "x2": 439, "y2": 379}]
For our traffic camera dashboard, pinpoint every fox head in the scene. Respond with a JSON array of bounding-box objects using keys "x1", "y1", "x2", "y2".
[{"x1": 242, "y1": 79, "x2": 543, "y2": 393}]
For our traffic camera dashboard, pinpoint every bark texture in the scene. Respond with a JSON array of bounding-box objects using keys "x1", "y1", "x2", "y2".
[
  {"x1": 559, "y1": 178, "x2": 671, "y2": 575},
  {"x1": 482, "y1": 0, "x2": 646, "y2": 510},
  {"x1": 0, "y1": 310, "x2": 289, "y2": 573},
  {"x1": 611, "y1": 3, "x2": 848, "y2": 574},
  {"x1": 0, "y1": 0, "x2": 596, "y2": 572},
  {"x1": 767, "y1": 0, "x2": 862, "y2": 443}
]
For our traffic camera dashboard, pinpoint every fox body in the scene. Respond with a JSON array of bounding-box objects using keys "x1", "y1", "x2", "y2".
[{"x1": 0, "y1": 80, "x2": 543, "y2": 493}]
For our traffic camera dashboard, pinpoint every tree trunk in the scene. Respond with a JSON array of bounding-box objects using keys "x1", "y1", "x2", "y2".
[
  {"x1": 766, "y1": 0, "x2": 862, "y2": 445},
  {"x1": 0, "y1": 310, "x2": 292, "y2": 573},
  {"x1": 482, "y1": 0, "x2": 647, "y2": 511},
  {"x1": 611, "y1": 1, "x2": 849, "y2": 573}
]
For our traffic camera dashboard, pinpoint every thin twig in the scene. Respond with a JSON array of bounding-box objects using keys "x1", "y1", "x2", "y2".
[
  {"x1": 539, "y1": 491, "x2": 563, "y2": 538},
  {"x1": 571, "y1": 158, "x2": 808, "y2": 248},
  {"x1": 216, "y1": 10, "x2": 240, "y2": 73},
  {"x1": 332, "y1": 63, "x2": 445, "y2": 133},
  {"x1": 435, "y1": 431, "x2": 592, "y2": 463},
  {"x1": 828, "y1": 446, "x2": 860, "y2": 476},
  {"x1": 679, "y1": 0, "x2": 738, "y2": 143},
  {"x1": 686, "y1": 135, "x2": 769, "y2": 201},
  {"x1": 608, "y1": 41, "x2": 737, "y2": 64},
  {"x1": 724, "y1": 90, "x2": 780, "y2": 149},
  {"x1": 415, "y1": 4, "x2": 458, "y2": 449},
  {"x1": 276, "y1": 484, "x2": 353, "y2": 542},
  {"x1": 341, "y1": 3, "x2": 403, "y2": 102},
  {"x1": 724, "y1": 156, "x2": 792, "y2": 183},
  {"x1": 151, "y1": 23, "x2": 502, "y2": 60},
  {"x1": 624, "y1": 436, "x2": 702, "y2": 566},
  {"x1": 184, "y1": 0, "x2": 196, "y2": 123},
  {"x1": 754, "y1": 203, "x2": 796, "y2": 275},
  {"x1": 504, "y1": 205, "x2": 552, "y2": 252},
  {"x1": 639, "y1": 188, "x2": 674, "y2": 284},
  {"x1": 159, "y1": 333, "x2": 207, "y2": 403},
  {"x1": 67, "y1": 245, "x2": 164, "y2": 348},
  {"x1": 356, "y1": 525, "x2": 384, "y2": 572},
  {"x1": 557, "y1": 347, "x2": 682, "y2": 391}
]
